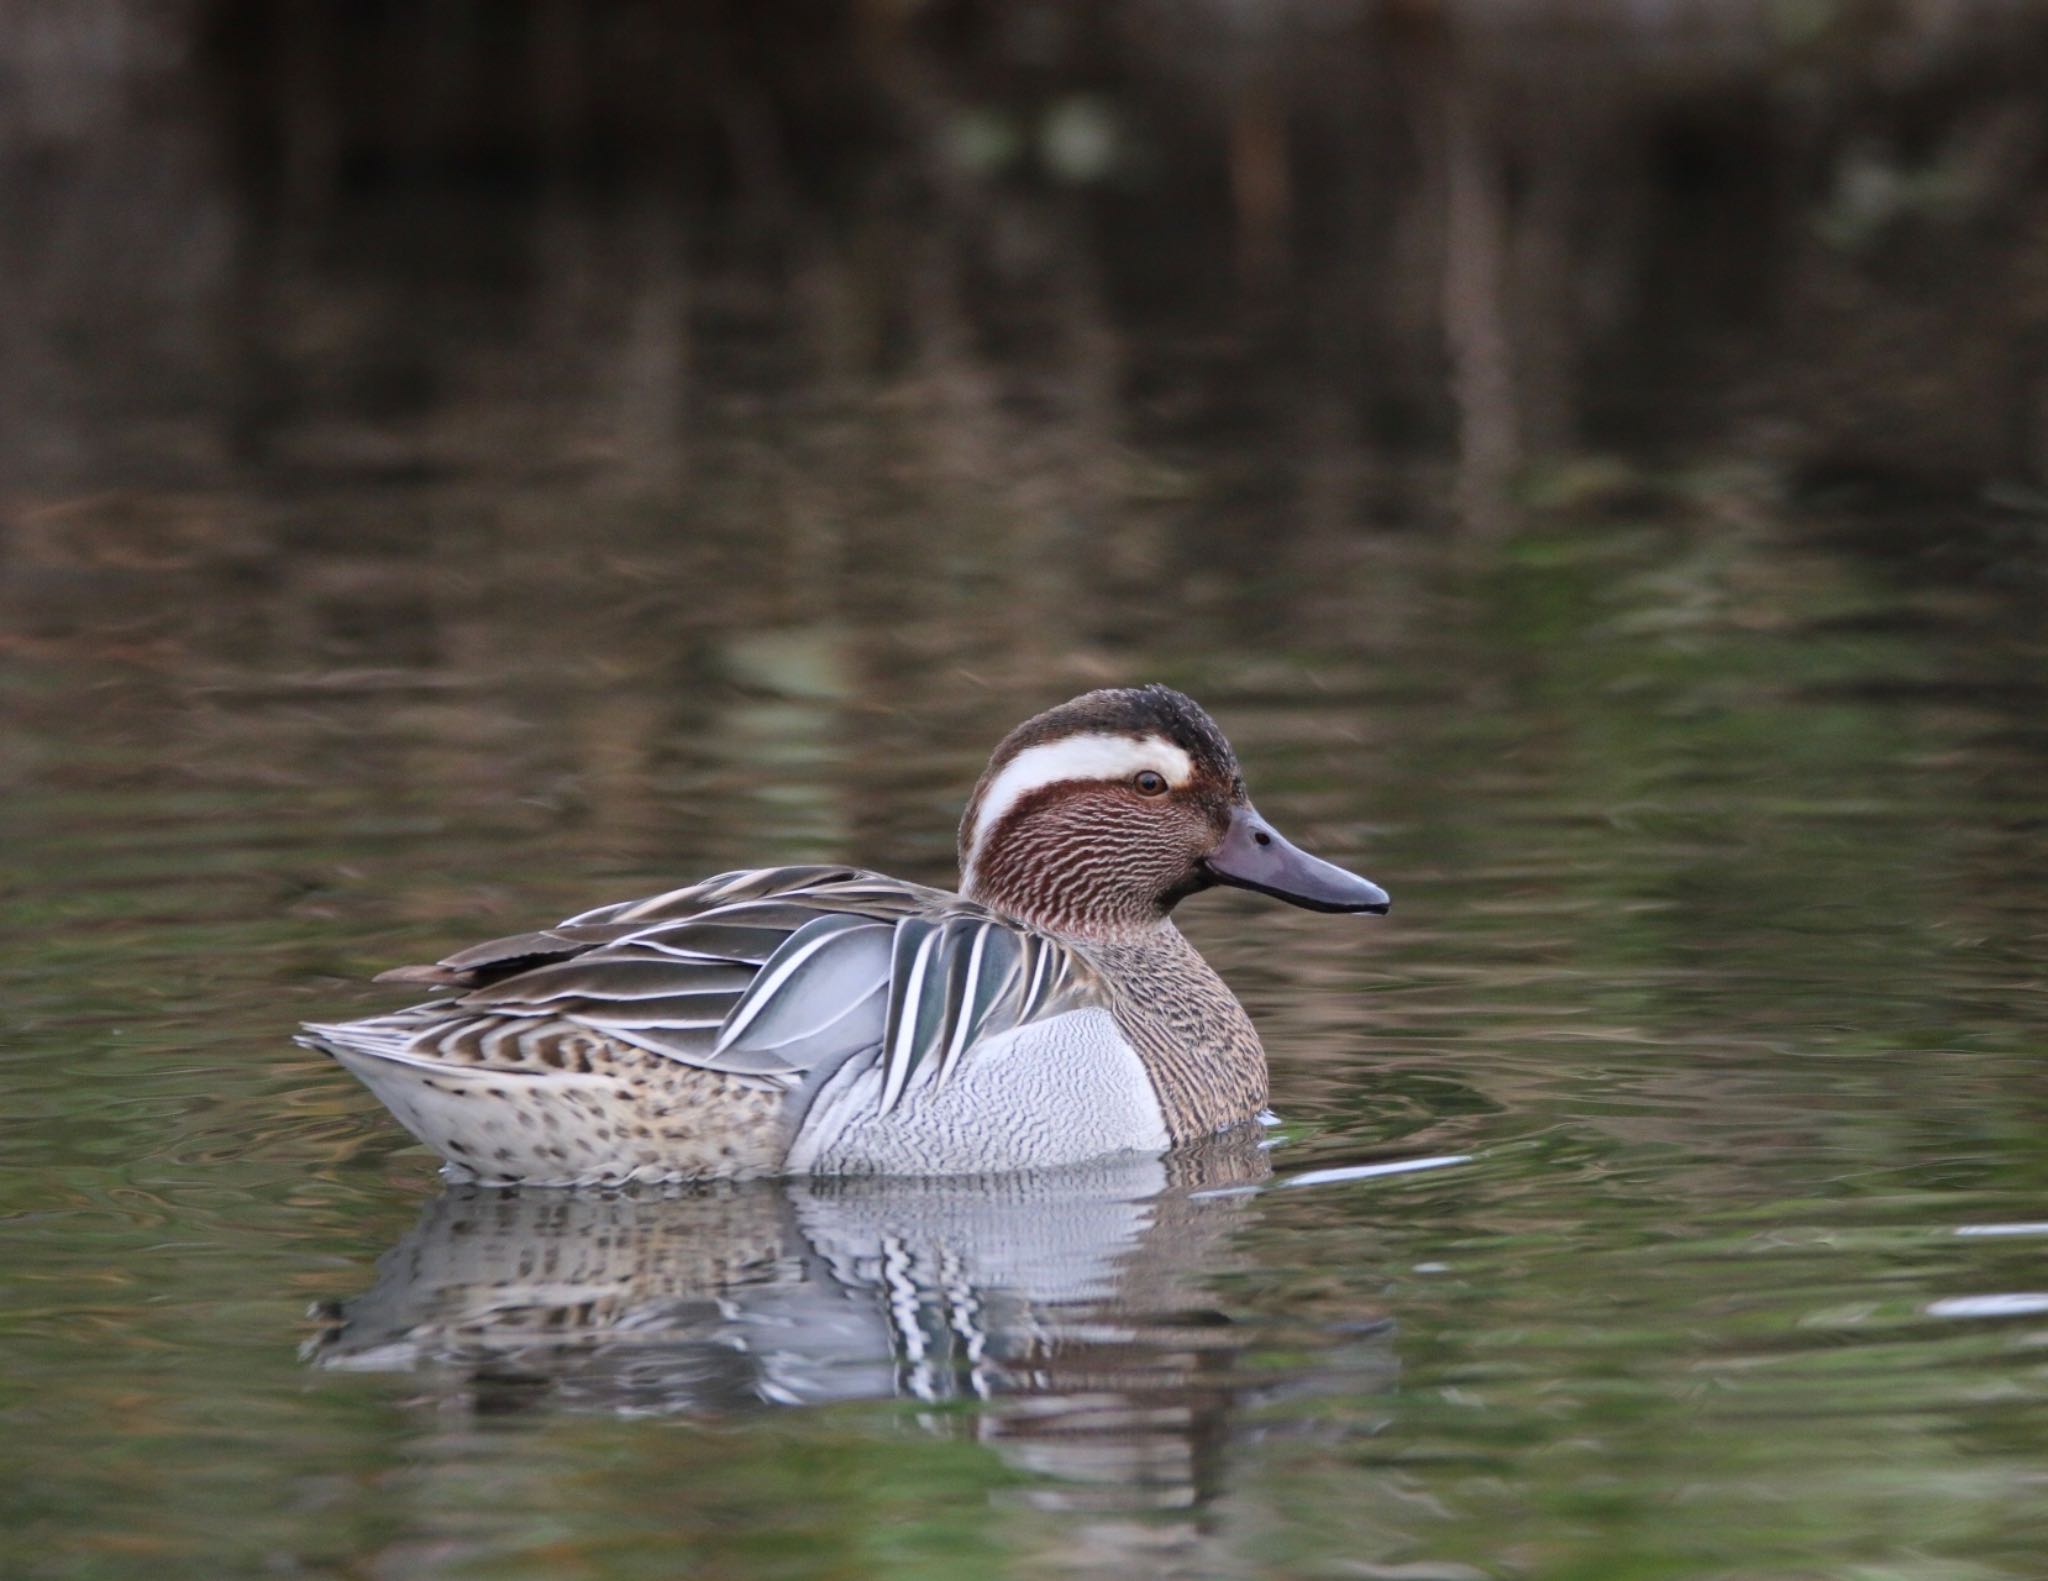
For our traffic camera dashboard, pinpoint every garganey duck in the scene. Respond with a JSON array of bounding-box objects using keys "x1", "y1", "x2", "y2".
[{"x1": 300, "y1": 685, "x2": 1390, "y2": 1184}]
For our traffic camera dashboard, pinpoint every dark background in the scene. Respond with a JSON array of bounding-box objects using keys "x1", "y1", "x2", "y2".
[{"x1": 12, "y1": 1, "x2": 2048, "y2": 524}]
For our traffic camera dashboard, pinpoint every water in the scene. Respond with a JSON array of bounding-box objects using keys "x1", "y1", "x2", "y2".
[
  {"x1": 8, "y1": 10, "x2": 2048, "y2": 1577},
  {"x1": 9, "y1": 493, "x2": 2045, "y2": 1579}
]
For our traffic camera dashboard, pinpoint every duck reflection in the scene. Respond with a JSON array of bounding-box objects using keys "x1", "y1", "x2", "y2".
[{"x1": 311, "y1": 1134, "x2": 1396, "y2": 1510}]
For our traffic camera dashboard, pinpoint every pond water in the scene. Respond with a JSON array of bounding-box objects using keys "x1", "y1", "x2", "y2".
[
  {"x1": 9, "y1": 465, "x2": 2046, "y2": 1580},
  {"x1": 8, "y1": 11, "x2": 2048, "y2": 1577}
]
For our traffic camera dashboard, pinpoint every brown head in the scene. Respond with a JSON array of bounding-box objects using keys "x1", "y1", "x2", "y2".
[{"x1": 958, "y1": 685, "x2": 1390, "y2": 938}]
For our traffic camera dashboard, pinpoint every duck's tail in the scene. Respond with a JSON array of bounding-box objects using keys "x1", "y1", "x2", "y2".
[{"x1": 298, "y1": 1013, "x2": 783, "y2": 1186}]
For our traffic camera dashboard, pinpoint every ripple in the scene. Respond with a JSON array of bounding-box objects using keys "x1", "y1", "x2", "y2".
[{"x1": 1927, "y1": 1294, "x2": 2048, "y2": 1320}]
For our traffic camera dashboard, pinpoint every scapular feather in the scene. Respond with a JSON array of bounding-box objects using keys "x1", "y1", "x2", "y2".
[
  {"x1": 337, "y1": 864, "x2": 1096, "y2": 1113},
  {"x1": 877, "y1": 918, "x2": 943, "y2": 1112},
  {"x1": 715, "y1": 914, "x2": 892, "y2": 1055},
  {"x1": 461, "y1": 957, "x2": 754, "y2": 1007}
]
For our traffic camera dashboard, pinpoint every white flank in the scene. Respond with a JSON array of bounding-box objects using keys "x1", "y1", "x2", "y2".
[{"x1": 964, "y1": 732, "x2": 1194, "y2": 884}]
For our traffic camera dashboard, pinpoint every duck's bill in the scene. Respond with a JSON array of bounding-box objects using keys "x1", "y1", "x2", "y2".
[{"x1": 1203, "y1": 806, "x2": 1391, "y2": 915}]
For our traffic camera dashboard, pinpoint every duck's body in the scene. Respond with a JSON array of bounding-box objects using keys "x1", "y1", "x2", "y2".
[
  {"x1": 302, "y1": 686, "x2": 1388, "y2": 1185},
  {"x1": 306, "y1": 866, "x2": 1253, "y2": 1183}
]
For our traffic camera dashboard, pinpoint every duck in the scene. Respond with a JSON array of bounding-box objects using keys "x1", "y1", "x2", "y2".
[{"x1": 299, "y1": 685, "x2": 1390, "y2": 1185}]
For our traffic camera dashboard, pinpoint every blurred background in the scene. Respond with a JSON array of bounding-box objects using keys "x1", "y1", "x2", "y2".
[
  {"x1": 11, "y1": 0, "x2": 2048, "y2": 709},
  {"x1": 9, "y1": 0, "x2": 2047, "y2": 873},
  {"x1": 16, "y1": 2, "x2": 2048, "y2": 547},
  {"x1": 6, "y1": 5, "x2": 2048, "y2": 1580}
]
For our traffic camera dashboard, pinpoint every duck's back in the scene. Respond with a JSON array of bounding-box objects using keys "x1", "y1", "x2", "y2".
[{"x1": 299, "y1": 865, "x2": 1172, "y2": 1184}]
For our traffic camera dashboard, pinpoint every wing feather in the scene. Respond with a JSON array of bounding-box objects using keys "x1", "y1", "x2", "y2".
[
  {"x1": 460, "y1": 958, "x2": 752, "y2": 1007},
  {"x1": 937, "y1": 919, "x2": 1020, "y2": 1083},
  {"x1": 712, "y1": 914, "x2": 891, "y2": 1056},
  {"x1": 326, "y1": 865, "x2": 1096, "y2": 1113},
  {"x1": 877, "y1": 919, "x2": 942, "y2": 1112}
]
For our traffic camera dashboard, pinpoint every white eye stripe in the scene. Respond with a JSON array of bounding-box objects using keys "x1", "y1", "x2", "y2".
[{"x1": 964, "y1": 733, "x2": 1194, "y2": 874}]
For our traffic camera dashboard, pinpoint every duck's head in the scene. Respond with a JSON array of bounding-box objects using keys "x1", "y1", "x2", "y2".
[{"x1": 958, "y1": 684, "x2": 1390, "y2": 937}]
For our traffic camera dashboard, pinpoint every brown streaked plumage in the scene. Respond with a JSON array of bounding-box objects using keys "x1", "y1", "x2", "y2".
[{"x1": 300, "y1": 686, "x2": 1390, "y2": 1185}]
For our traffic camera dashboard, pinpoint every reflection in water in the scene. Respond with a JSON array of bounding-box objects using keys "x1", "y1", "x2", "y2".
[{"x1": 309, "y1": 1136, "x2": 1392, "y2": 1516}]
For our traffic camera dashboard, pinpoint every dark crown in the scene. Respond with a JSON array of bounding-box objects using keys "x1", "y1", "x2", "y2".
[{"x1": 984, "y1": 684, "x2": 1239, "y2": 782}]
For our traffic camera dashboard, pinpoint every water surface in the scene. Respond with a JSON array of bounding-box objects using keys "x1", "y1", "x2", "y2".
[{"x1": 9, "y1": 489, "x2": 2046, "y2": 1580}]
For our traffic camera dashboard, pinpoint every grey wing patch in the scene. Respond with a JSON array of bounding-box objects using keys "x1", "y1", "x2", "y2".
[
  {"x1": 707, "y1": 913, "x2": 893, "y2": 1077},
  {"x1": 871, "y1": 917, "x2": 1091, "y2": 1114}
]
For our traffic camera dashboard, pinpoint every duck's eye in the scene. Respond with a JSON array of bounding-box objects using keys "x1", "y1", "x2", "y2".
[{"x1": 1132, "y1": 770, "x2": 1169, "y2": 797}]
